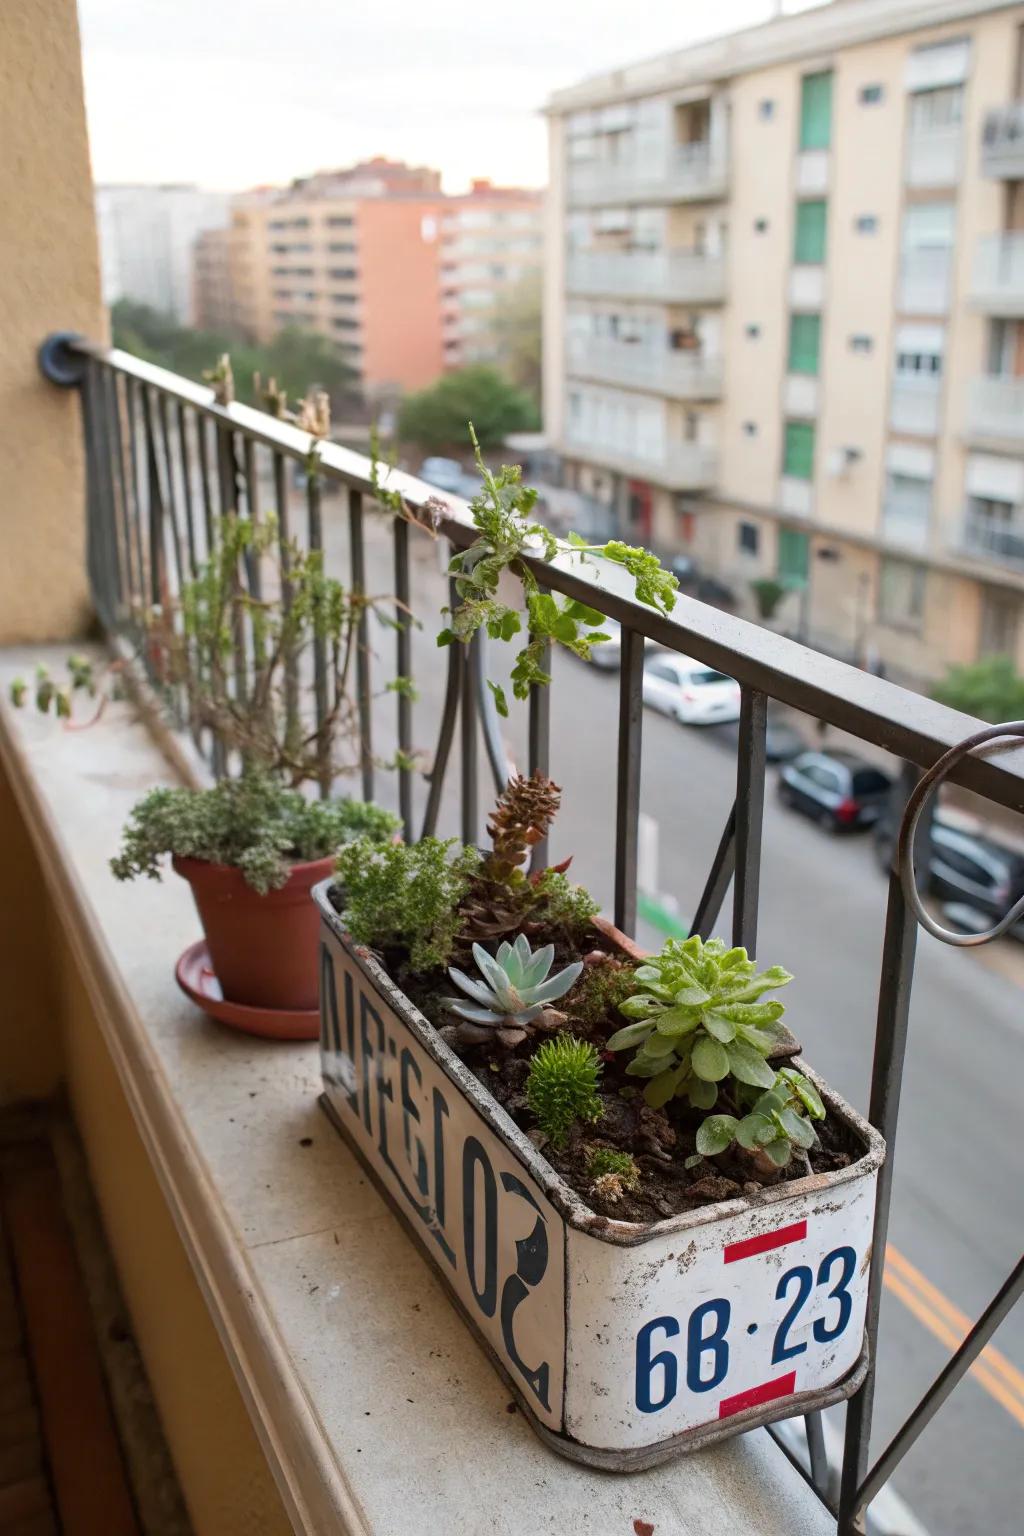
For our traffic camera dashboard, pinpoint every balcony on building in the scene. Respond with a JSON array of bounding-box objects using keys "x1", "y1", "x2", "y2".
[
  {"x1": 898, "y1": 247, "x2": 952, "y2": 315},
  {"x1": 962, "y1": 505, "x2": 1024, "y2": 569},
  {"x1": 966, "y1": 374, "x2": 1024, "y2": 447},
  {"x1": 981, "y1": 102, "x2": 1024, "y2": 179},
  {"x1": 564, "y1": 428, "x2": 718, "y2": 490},
  {"x1": 567, "y1": 140, "x2": 728, "y2": 206},
  {"x1": 971, "y1": 233, "x2": 1024, "y2": 316},
  {"x1": 904, "y1": 123, "x2": 962, "y2": 189},
  {"x1": 566, "y1": 336, "x2": 723, "y2": 399},
  {"x1": 566, "y1": 248, "x2": 726, "y2": 304},
  {"x1": 889, "y1": 376, "x2": 941, "y2": 436}
]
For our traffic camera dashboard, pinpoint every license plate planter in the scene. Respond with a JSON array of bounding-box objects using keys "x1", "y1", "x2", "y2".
[{"x1": 315, "y1": 883, "x2": 885, "y2": 1471}]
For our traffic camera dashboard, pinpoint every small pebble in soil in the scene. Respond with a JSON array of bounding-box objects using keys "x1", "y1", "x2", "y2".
[{"x1": 299, "y1": 1137, "x2": 313, "y2": 1147}]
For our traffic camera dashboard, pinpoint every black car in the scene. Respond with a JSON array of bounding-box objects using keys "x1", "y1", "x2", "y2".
[
  {"x1": 778, "y1": 751, "x2": 893, "y2": 831},
  {"x1": 874, "y1": 812, "x2": 1024, "y2": 928}
]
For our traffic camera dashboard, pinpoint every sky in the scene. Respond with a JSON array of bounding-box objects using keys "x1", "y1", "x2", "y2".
[{"x1": 78, "y1": 0, "x2": 822, "y2": 195}]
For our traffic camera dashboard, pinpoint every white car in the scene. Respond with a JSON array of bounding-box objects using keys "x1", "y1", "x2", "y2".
[{"x1": 641, "y1": 653, "x2": 741, "y2": 725}]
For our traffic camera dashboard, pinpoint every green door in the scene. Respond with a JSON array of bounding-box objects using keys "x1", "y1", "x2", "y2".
[
  {"x1": 778, "y1": 528, "x2": 810, "y2": 589},
  {"x1": 788, "y1": 313, "x2": 821, "y2": 375},
  {"x1": 800, "y1": 71, "x2": 833, "y2": 150},
  {"x1": 794, "y1": 200, "x2": 827, "y2": 264},
  {"x1": 783, "y1": 420, "x2": 816, "y2": 480}
]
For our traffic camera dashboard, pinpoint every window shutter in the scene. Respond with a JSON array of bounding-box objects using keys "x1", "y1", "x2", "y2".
[
  {"x1": 794, "y1": 200, "x2": 828, "y2": 264},
  {"x1": 800, "y1": 72, "x2": 833, "y2": 150},
  {"x1": 783, "y1": 421, "x2": 816, "y2": 480},
  {"x1": 788, "y1": 313, "x2": 821, "y2": 375},
  {"x1": 778, "y1": 528, "x2": 810, "y2": 587}
]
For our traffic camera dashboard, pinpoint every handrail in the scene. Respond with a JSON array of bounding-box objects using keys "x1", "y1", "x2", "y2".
[{"x1": 65, "y1": 337, "x2": 1024, "y2": 813}]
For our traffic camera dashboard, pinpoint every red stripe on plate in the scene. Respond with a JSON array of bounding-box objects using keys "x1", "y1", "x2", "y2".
[
  {"x1": 723, "y1": 1219, "x2": 807, "y2": 1263},
  {"x1": 719, "y1": 1371, "x2": 797, "y2": 1419}
]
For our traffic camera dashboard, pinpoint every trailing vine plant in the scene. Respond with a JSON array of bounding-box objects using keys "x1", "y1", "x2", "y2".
[{"x1": 373, "y1": 425, "x2": 680, "y2": 715}]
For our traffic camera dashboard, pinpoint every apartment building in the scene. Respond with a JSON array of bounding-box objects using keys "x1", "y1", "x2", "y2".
[
  {"x1": 545, "y1": 0, "x2": 1024, "y2": 686},
  {"x1": 96, "y1": 184, "x2": 231, "y2": 323},
  {"x1": 198, "y1": 162, "x2": 543, "y2": 399},
  {"x1": 440, "y1": 181, "x2": 545, "y2": 371}
]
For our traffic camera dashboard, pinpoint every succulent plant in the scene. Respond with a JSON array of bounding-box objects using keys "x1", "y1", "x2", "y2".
[
  {"x1": 526, "y1": 1035, "x2": 603, "y2": 1148},
  {"x1": 458, "y1": 773, "x2": 562, "y2": 945},
  {"x1": 695, "y1": 1068, "x2": 826, "y2": 1172},
  {"x1": 587, "y1": 1146, "x2": 640, "y2": 1203},
  {"x1": 440, "y1": 935, "x2": 583, "y2": 1048},
  {"x1": 607, "y1": 935, "x2": 793, "y2": 1111}
]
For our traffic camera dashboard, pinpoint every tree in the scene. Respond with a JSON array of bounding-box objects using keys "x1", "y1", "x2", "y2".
[
  {"x1": 397, "y1": 365, "x2": 540, "y2": 453},
  {"x1": 932, "y1": 655, "x2": 1024, "y2": 722},
  {"x1": 750, "y1": 578, "x2": 788, "y2": 622},
  {"x1": 490, "y1": 271, "x2": 542, "y2": 405},
  {"x1": 110, "y1": 302, "x2": 359, "y2": 411}
]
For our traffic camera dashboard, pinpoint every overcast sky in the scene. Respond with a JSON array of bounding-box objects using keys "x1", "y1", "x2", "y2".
[{"x1": 78, "y1": 0, "x2": 822, "y2": 194}]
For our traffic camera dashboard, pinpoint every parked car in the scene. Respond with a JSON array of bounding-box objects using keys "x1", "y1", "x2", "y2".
[
  {"x1": 778, "y1": 751, "x2": 892, "y2": 830},
  {"x1": 873, "y1": 811, "x2": 1024, "y2": 928},
  {"x1": 419, "y1": 456, "x2": 464, "y2": 494},
  {"x1": 587, "y1": 617, "x2": 622, "y2": 670},
  {"x1": 641, "y1": 653, "x2": 742, "y2": 724}
]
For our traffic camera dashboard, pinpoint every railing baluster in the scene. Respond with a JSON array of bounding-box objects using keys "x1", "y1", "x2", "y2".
[
  {"x1": 99, "y1": 364, "x2": 132, "y2": 623},
  {"x1": 461, "y1": 629, "x2": 480, "y2": 845},
  {"x1": 196, "y1": 414, "x2": 215, "y2": 551},
  {"x1": 176, "y1": 401, "x2": 198, "y2": 575},
  {"x1": 614, "y1": 626, "x2": 644, "y2": 935},
  {"x1": 393, "y1": 516, "x2": 414, "y2": 840},
  {"x1": 273, "y1": 450, "x2": 300, "y2": 755},
  {"x1": 307, "y1": 466, "x2": 329, "y2": 796},
  {"x1": 139, "y1": 386, "x2": 165, "y2": 613},
  {"x1": 80, "y1": 360, "x2": 116, "y2": 630},
  {"x1": 732, "y1": 686, "x2": 767, "y2": 951},
  {"x1": 422, "y1": 616, "x2": 462, "y2": 840},
  {"x1": 110, "y1": 371, "x2": 144, "y2": 620},
  {"x1": 804, "y1": 1411, "x2": 830, "y2": 1501},
  {"x1": 528, "y1": 605, "x2": 552, "y2": 872},
  {"x1": 156, "y1": 392, "x2": 187, "y2": 596},
  {"x1": 838, "y1": 770, "x2": 920, "y2": 1535},
  {"x1": 349, "y1": 489, "x2": 374, "y2": 803}
]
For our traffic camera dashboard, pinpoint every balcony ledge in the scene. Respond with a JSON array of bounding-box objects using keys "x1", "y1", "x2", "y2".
[{"x1": 0, "y1": 643, "x2": 834, "y2": 1536}]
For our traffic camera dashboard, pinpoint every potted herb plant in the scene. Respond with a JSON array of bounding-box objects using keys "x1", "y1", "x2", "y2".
[
  {"x1": 14, "y1": 503, "x2": 400, "y2": 1030},
  {"x1": 313, "y1": 452, "x2": 883, "y2": 1466}
]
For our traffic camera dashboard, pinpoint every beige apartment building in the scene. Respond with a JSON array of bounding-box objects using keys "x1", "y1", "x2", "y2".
[
  {"x1": 545, "y1": 0, "x2": 1024, "y2": 686},
  {"x1": 195, "y1": 162, "x2": 543, "y2": 400}
]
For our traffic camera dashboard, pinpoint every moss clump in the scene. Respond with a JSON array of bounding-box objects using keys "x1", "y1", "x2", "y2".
[{"x1": 525, "y1": 1035, "x2": 603, "y2": 1149}]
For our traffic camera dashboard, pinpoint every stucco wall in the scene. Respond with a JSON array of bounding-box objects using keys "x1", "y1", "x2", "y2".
[{"x1": 0, "y1": 0, "x2": 104, "y2": 643}]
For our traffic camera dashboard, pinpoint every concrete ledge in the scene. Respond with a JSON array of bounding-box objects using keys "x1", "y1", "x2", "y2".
[{"x1": 0, "y1": 645, "x2": 834, "y2": 1536}]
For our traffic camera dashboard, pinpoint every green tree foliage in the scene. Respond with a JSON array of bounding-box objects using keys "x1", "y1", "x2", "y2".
[
  {"x1": 397, "y1": 364, "x2": 539, "y2": 452},
  {"x1": 750, "y1": 578, "x2": 788, "y2": 622},
  {"x1": 489, "y1": 271, "x2": 542, "y2": 404},
  {"x1": 110, "y1": 301, "x2": 358, "y2": 409},
  {"x1": 932, "y1": 654, "x2": 1024, "y2": 723}
]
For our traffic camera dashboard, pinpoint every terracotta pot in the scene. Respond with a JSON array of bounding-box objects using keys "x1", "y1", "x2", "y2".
[{"x1": 172, "y1": 854, "x2": 335, "y2": 1011}]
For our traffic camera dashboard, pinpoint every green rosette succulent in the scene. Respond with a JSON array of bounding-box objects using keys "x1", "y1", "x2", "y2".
[{"x1": 606, "y1": 935, "x2": 793, "y2": 1111}]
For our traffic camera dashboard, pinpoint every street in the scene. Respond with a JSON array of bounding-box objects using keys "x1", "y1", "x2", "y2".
[{"x1": 337, "y1": 507, "x2": 1024, "y2": 1536}]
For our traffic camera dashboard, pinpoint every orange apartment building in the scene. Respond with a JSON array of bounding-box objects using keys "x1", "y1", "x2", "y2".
[{"x1": 193, "y1": 160, "x2": 543, "y2": 399}]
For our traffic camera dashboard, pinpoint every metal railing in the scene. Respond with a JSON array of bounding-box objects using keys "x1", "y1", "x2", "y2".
[
  {"x1": 966, "y1": 373, "x2": 1024, "y2": 444},
  {"x1": 971, "y1": 233, "x2": 1024, "y2": 316},
  {"x1": 565, "y1": 249, "x2": 726, "y2": 304},
  {"x1": 981, "y1": 102, "x2": 1024, "y2": 178},
  {"x1": 44, "y1": 333, "x2": 1023, "y2": 1536},
  {"x1": 567, "y1": 140, "x2": 728, "y2": 206},
  {"x1": 566, "y1": 338, "x2": 723, "y2": 399}
]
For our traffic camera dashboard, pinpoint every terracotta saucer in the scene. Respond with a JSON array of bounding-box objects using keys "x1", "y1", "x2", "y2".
[{"x1": 175, "y1": 940, "x2": 320, "y2": 1041}]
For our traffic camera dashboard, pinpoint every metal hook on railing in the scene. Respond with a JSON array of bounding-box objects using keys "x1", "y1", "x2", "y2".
[{"x1": 897, "y1": 720, "x2": 1024, "y2": 946}]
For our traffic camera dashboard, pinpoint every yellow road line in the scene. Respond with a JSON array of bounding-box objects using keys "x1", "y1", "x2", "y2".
[{"x1": 883, "y1": 1245, "x2": 1024, "y2": 1430}]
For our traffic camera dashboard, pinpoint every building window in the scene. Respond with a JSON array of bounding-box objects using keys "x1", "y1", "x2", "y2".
[
  {"x1": 859, "y1": 84, "x2": 884, "y2": 105},
  {"x1": 759, "y1": 99, "x2": 776, "y2": 120},
  {"x1": 328, "y1": 241, "x2": 356, "y2": 253},
  {"x1": 855, "y1": 215, "x2": 878, "y2": 234},
  {"x1": 794, "y1": 199, "x2": 827, "y2": 264},
  {"x1": 743, "y1": 421, "x2": 758, "y2": 436},
  {"x1": 754, "y1": 218, "x2": 769, "y2": 233},
  {"x1": 788, "y1": 313, "x2": 821, "y2": 375},
  {"x1": 909, "y1": 84, "x2": 964, "y2": 134},
  {"x1": 746, "y1": 323, "x2": 761, "y2": 339},
  {"x1": 778, "y1": 528, "x2": 810, "y2": 586},
  {"x1": 878, "y1": 557, "x2": 925, "y2": 629},
  {"x1": 799, "y1": 71, "x2": 833, "y2": 151},
  {"x1": 327, "y1": 215, "x2": 354, "y2": 228},
  {"x1": 783, "y1": 420, "x2": 816, "y2": 480},
  {"x1": 738, "y1": 521, "x2": 760, "y2": 555},
  {"x1": 980, "y1": 588, "x2": 1021, "y2": 657},
  {"x1": 850, "y1": 334, "x2": 873, "y2": 352}
]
